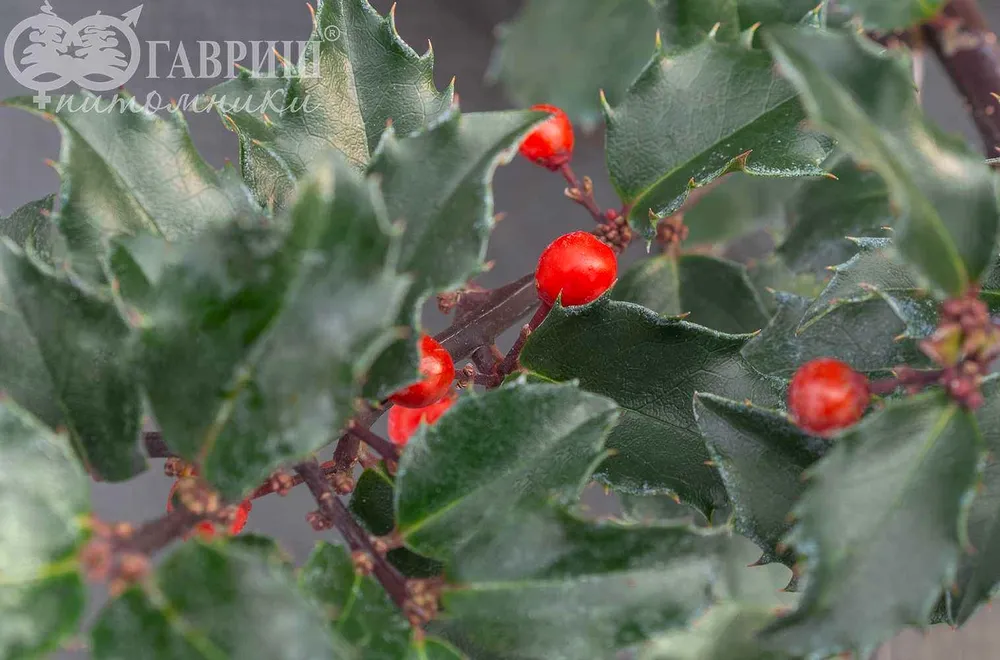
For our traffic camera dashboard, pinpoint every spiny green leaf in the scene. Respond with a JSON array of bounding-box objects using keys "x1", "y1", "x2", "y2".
[
  {"x1": 0, "y1": 241, "x2": 143, "y2": 480},
  {"x1": 613, "y1": 254, "x2": 769, "y2": 333},
  {"x1": 5, "y1": 93, "x2": 261, "y2": 278},
  {"x1": 0, "y1": 401, "x2": 88, "y2": 660},
  {"x1": 137, "y1": 154, "x2": 409, "y2": 498},
  {"x1": 683, "y1": 175, "x2": 800, "y2": 247},
  {"x1": 842, "y1": 0, "x2": 946, "y2": 29},
  {"x1": 349, "y1": 468, "x2": 443, "y2": 578},
  {"x1": 436, "y1": 503, "x2": 740, "y2": 660},
  {"x1": 364, "y1": 107, "x2": 544, "y2": 398},
  {"x1": 694, "y1": 393, "x2": 827, "y2": 566},
  {"x1": 746, "y1": 256, "x2": 824, "y2": 316},
  {"x1": 742, "y1": 291, "x2": 926, "y2": 378},
  {"x1": 737, "y1": 0, "x2": 828, "y2": 28},
  {"x1": 300, "y1": 542, "x2": 411, "y2": 658},
  {"x1": 778, "y1": 158, "x2": 895, "y2": 273},
  {"x1": 762, "y1": 393, "x2": 984, "y2": 656},
  {"x1": 640, "y1": 604, "x2": 793, "y2": 660},
  {"x1": 202, "y1": 0, "x2": 453, "y2": 207},
  {"x1": 91, "y1": 543, "x2": 350, "y2": 659},
  {"x1": 765, "y1": 27, "x2": 1000, "y2": 296},
  {"x1": 395, "y1": 382, "x2": 619, "y2": 559},
  {"x1": 655, "y1": 0, "x2": 742, "y2": 46},
  {"x1": 605, "y1": 36, "x2": 832, "y2": 236},
  {"x1": 0, "y1": 195, "x2": 59, "y2": 264},
  {"x1": 521, "y1": 297, "x2": 781, "y2": 516}
]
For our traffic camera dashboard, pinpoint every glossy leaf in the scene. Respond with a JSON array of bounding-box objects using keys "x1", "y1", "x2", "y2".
[
  {"x1": 395, "y1": 382, "x2": 619, "y2": 558},
  {"x1": 0, "y1": 241, "x2": 144, "y2": 480},
  {"x1": 765, "y1": 27, "x2": 1000, "y2": 296},
  {"x1": 5, "y1": 93, "x2": 261, "y2": 278},
  {"x1": 91, "y1": 543, "x2": 350, "y2": 659},
  {"x1": 521, "y1": 297, "x2": 781, "y2": 516},
  {"x1": 137, "y1": 154, "x2": 409, "y2": 498},
  {"x1": 694, "y1": 393, "x2": 826, "y2": 565},
  {"x1": 0, "y1": 402, "x2": 88, "y2": 660},
  {"x1": 300, "y1": 542, "x2": 411, "y2": 658},
  {"x1": 683, "y1": 175, "x2": 799, "y2": 247},
  {"x1": 842, "y1": 0, "x2": 946, "y2": 29},
  {"x1": 742, "y1": 292, "x2": 925, "y2": 378},
  {"x1": 605, "y1": 37, "x2": 832, "y2": 236},
  {"x1": 613, "y1": 254, "x2": 769, "y2": 333},
  {"x1": 655, "y1": 0, "x2": 741, "y2": 46},
  {"x1": 762, "y1": 393, "x2": 984, "y2": 656},
  {"x1": 202, "y1": 0, "x2": 453, "y2": 207},
  {"x1": 437, "y1": 503, "x2": 739, "y2": 660},
  {"x1": 778, "y1": 159, "x2": 895, "y2": 273},
  {"x1": 364, "y1": 107, "x2": 544, "y2": 398}
]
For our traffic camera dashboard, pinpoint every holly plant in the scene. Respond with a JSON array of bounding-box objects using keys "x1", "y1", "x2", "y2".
[{"x1": 4, "y1": 0, "x2": 1000, "y2": 658}]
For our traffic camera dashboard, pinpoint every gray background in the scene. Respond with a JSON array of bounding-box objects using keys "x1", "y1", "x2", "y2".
[{"x1": 0, "y1": 0, "x2": 996, "y2": 657}]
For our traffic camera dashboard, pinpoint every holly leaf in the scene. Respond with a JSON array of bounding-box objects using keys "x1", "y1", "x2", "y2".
[
  {"x1": 0, "y1": 195, "x2": 59, "y2": 263},
  {"x1": 0, "y1": 402, "x2": 88, "y2": 660},
  {"x1": 349, "y1": 468, "x2": 443, "y2": 578},
  {"x1": 201, "y1": 0, "x2": 453, "y2": 207},
  {"x1": 521, "y1": 297, "x2": 782, "y2": 516},
  {"x1": 137, "y1": 154, "x2": 410, "y2": 498},
  {"x1": 436, "y1": 503, "x2": 740, "y2": 660},
  {"x1": 778, "y1": 159, "x2": 895, "y2": 273},
  {"x1": 641, "y1": 605, "x2": 793, "y2": 660},
  {"x1": 605, "y1": 36, "x2": 832, "y2": 236},
  {"x1": 742, "y1": 292, "x2": 926, "y2": 378},
  {"x1": 5, "y1": 93, "x2": 262, "y2": 278},
  {"x1": 683, "y1": 175, "x2": 800, "y2": 247},
  {"x1": 737, "y1": 0, "x2": 828, "y2": 27},
  {"x1": 655, "y1": 0, "x2": 742, "y2": 46},
  {"x1": 765, "y1": 27, "x2": 1000, "y2": 296},
  {"x1": 941, "y1": 375, "x2": 1000, "y2": 624},
  {"x1": 395, "y1": 382, "x2": 619, "y2": 559},
  {"x1": 762, "y1": 393, "x2": 984, "y2": 656},
  {"x1": 746, "y1": 256, "x2": 824, "y2": 316},
  {"x1": 694, "y1": 393, "x2": 827, "y2": 566},
  {"x1": 842, "y1": 0, "x2": 946, "y2": 30},
  {"x1": 613, "y1": 254, "x2": 769, "y2": 333},
  {"x1": 363, "y1": 107, "x2": 544, "y2": 398},
  {"x1": 0, "y1": 241, "x2": 144, "y2": 480},
  {"x1": 91, "y1": 543, "x2": 349, "y2": 659}
]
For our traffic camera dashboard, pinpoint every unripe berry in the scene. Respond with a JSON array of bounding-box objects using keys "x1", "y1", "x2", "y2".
[
  {"x1": 535, "y1": 231, "x2": 617, "y2": 307},
  {"x1": 388, "y1": 335, "x2": 455, "y2": 408},
  {"x1": 387, "y1": 394, "x2": 456, "y2": 447},
  {"x1": 166, "y1": 481, "x2": 252, "y2": 538},
  {"x1": 519, "y1": 104, "x2": 574, "y2": 170},
  {"x1": 788, "y1": 358, "x2": 870, "y2": 436}
]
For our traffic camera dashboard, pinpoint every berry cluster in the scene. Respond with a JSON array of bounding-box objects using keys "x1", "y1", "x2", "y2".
[
  {"x1": 165, "y1": 478, "x2": 252, "y2": 539},
  {"x1": 387, "y1": 335, "x2": 456, "y2": 447}
]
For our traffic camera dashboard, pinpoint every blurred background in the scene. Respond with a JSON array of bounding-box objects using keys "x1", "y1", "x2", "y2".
[{"x1": 0, "y1": 0, "x2": 997, "y2": 657}]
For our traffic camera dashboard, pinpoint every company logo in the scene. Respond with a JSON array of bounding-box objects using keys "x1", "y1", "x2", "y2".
[{"x1": 5, "y1": 1, "x2": 143, "y2": 108}]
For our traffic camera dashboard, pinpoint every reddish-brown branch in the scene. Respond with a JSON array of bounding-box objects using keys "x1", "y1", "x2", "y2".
[
  {"x1": 559, "y1": 163, "x2": 604, "y2": 223},
  {"x1": 348, "y1": 422, "x2": 401, "y2": 464},
  {"x1": 923, "y1": 0, "x2": 1000, "y2": 156}
]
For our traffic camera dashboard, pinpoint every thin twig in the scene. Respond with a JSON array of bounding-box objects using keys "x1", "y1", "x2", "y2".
[
  {"x1": 559, "y1": 163, "x2": 604, "y2": 223},
  {"x1": 348, "y1": 423, "x2": 401, "y2": 464}
]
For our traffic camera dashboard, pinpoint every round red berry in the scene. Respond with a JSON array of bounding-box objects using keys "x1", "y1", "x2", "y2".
[
  {"x1": 535, "y1": 231, "x2": 617, "y2": 307},
  {"x1": 387, "y1": 394, "x2": 456, "y2": 447},
  {"x1": 519, "y1": 104, "x2": 574, "y2": 170},
  {"x1": 388, "y1": 335, "x2": 455, "y2": 408},
  {"x1": 788, "y1": 358, "x2": 870, "y2": 436}
]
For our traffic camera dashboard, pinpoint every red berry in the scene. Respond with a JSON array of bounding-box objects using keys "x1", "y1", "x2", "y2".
[
  {"x1": 519, "y1": 104, "x2": 574, "y2": 170},
  {"x1": 388, "y1": 335, "x2": 455, "y2": 408},
  {"x1": 788, "y1": 358, "x2": 870, "y2": 436},
  {"x1": 535, "y1": 231, "x2": 617, "y2": 307},
  {"x1": 387, "y1": 394, "x2": 456, "y2": 447}
]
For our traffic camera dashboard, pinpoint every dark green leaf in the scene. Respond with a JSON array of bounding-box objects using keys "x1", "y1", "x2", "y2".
[
  {"x1": 640, "y1": 605, "x2": 792, "y2": 660},
  {"x1": 437, "y1": 503, "x2": 739, "y2": 660},
  {"x1": 619, "y1": 493, "x2": 710, "y2": 526},
  {"x1": 655, "y1": 0, "x2": 741, "y2": 46},
  {"x1": 694, "y1": 393, "x2": 826, "y2": 565},
  {"x1": 746, "y1": 256, "x2": 824, "y2": 316},
  {"x1": 683, "y1": 175, "x2": 799, "y2": 247},
  {"x1": 778, "y1": 159, "x2": 895, "y2": 273},
  {"x1": 737, "y1": 0, "x2": 826, "y2": 27},
  {"x1": 521, "y1": 297, "x2": 781, "y2": 516},
  {"x1": 0, "y1": 242, "x2": 143, "y2": 480},
  {"x1": 350, "y1": 468, "x2": 443, "y2": 578},
  {"x1": 742, "y1": 292, "x2": 925, "y2": 378},
  {"x1": 0, "y1": 402, "x2": 88, "y2": 660},
  {"x1": 300, "y1": 542, "x2": 411, "y2": 658},
  {"x1": 138, "y1": 154, "x2": 409, "y2": 498},
  {"x1": 605, "y1": 37, "x2": 832, "y2": 236},
  {"x1": 842, "y1": 0, "x2": 946, "y2": 29},
  {"x1": 765, "y1": 27, "x2": 1000, "y2": 296},
  {"x1": 762, "y1": 393, "x2": 983, "y2": 656},
  {"x1": 364, "y1": 107, "x2": 544, "y2": 398},
  {"x1": 613, "y1": 254, "x2": 769, "y2": 333},
  {"x1": 0, "y1": 195, "x2": 58, "y2": 263},
  {"x1": 92, "y1": 543, "x2": 350, "y2": 659},
  {"x1": 488, "y1": 0, "x2": 658, "y2": 127},
  {"x1": 395, "y1": 382, "x2": 619, "y2": 558},
  {"x1": 5, "y1": 93, "x2": 261, "y2": 278},
  {"x1": 201, "y1": 0, "x2": 453, "y2": 207}
]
